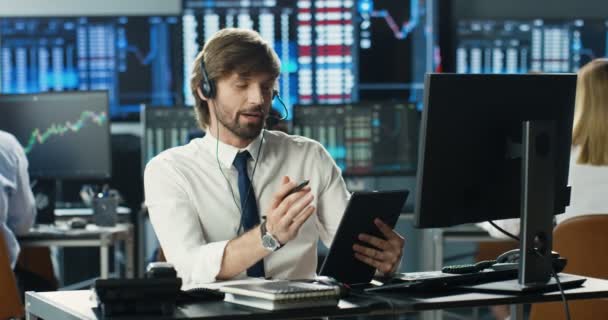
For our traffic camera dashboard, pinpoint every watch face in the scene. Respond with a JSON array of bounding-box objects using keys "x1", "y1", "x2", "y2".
[{"x1": 262, "y1": 234, "x2": 279, "y2": 250}]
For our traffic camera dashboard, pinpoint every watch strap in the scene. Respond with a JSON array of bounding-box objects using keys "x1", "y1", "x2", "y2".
[{"x1": 260, "y1": 218, "x2": 282, "y2": 250}]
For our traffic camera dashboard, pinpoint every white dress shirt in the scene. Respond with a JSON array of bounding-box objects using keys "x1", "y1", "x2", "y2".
[
  {"x1": 0, "y1": 130, "x2": 37, "y2": 269},
  {"x1": 478, "y1": 146, "x2": 608, "y2": 239},
  {"x1": 144, "y1": 130, "x2": 350, "y2": 289}
]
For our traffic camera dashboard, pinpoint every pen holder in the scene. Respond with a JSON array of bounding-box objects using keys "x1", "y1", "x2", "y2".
[{"x1": 93, "y1": 196, "x2": 118, "y2": 227}]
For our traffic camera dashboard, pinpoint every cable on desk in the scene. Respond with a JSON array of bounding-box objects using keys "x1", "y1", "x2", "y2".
[
  {"x1": 534, "y1": 249, "x2": 571, "y2": 320},
  {"x1": 489, "y1": 221, "x2": 571, "y2": 320},
  {"x1": 488, "y1": 221, "x2": 520, "y2": 241}
]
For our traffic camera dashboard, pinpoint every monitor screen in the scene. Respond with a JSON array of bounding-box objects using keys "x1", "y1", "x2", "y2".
[
  {"x1": 440, "y1": 0, "x2": 608, "y2": 73},
  {"x1": 0, "y1": 91, "x2": 111, "y2": 179},
  {"x1": 0, "y1": 16, "x2": 181, "y2": 120},
  {"x1": 415, "y1": 74, "x2": 576, "y2": 228},
  {"x1": 142, "y1": 105, "x2": 198, "y2": 169},
  {"x1": 182, "y1": 0, "x2": 357, "y2": 116},
  {"x1": 453, "y1": 18, "x2": 607, "y2": 74},
  {"x1": 357, "y1": 0, "x2": 417, "y2": 99},
  {"x1": 293, "y1": 101, "x2": 419, "y2": 176}
]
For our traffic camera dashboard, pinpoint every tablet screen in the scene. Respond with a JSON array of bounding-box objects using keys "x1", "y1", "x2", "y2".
[{"x1": 319, "y1": 190, "x2": 409, "y2": 285}]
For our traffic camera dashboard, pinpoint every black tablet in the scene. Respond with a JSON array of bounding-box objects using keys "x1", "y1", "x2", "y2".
[{"x1": 319, "y1": 190, "x2": 409, "y2": 285}]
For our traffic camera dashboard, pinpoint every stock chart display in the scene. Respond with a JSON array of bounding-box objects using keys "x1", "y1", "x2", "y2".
[
  {"x1": 0, "y1": 91, "x2": 111, "y2": 178},
  {"x1": 182, "y1": 0, "x2": 357, "y2": 117},
  {"x1": 452, "y1": 16, "x2": 608, "y2": 74},
  {"x1": 293, "y1": 101, "x2": 419, "y2": 175},
  {"x1": 0, "y1": 16, "x2": 181, "y2": 119}
]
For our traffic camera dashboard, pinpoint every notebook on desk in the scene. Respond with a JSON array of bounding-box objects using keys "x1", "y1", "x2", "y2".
[{"x1": 219, "y1": 280, "x2": 340, "y2": 310}]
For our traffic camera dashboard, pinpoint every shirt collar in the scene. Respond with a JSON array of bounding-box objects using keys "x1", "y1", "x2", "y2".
[{"x1": 200, "y1": 130, "x2": 265, "y2": 168}]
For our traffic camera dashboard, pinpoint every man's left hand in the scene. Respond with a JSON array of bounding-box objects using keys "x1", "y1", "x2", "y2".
[{"x1": 353, "y1": 218, "x2": 405, "y2": 275}]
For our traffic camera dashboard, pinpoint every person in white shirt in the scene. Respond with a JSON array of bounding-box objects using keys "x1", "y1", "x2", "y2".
[
  {"x1": 144, "y1": 28, "x2": 405, "y2": 289},
  {"x1": 0, "y1": 130, "x2": 55, "y2": 298},
  {"x1": 0, "y1": 130, "x2": 36, "y2": 270}
]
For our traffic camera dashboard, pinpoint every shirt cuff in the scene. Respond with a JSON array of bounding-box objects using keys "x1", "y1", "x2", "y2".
[{"x1": 181, "y1": 240, "x2": 230, "y2": 289}]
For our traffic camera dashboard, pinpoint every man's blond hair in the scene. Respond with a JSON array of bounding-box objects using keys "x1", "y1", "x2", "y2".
[{"x1": 189, "y1": 28, "x2": 281, "y2": 129}]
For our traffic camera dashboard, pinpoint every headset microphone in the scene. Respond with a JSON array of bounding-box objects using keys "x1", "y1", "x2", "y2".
[{"x1": 272, "y1": 89, "x2": 289, "y2": 120}]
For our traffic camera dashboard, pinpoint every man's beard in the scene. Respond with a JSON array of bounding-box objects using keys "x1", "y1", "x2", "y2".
[{"x1": 216, "y1": 107, "x2": 265, "y2": 140}]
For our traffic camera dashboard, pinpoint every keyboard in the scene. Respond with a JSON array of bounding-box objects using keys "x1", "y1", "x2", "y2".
[{"x1": 365, "y1": 268, "x2": 518, "y2": 293}]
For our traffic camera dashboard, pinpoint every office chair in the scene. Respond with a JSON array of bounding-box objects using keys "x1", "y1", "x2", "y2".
[
  {"x1": 16, "y1": 247, "x2": 58, "y2": 292},
  {"x1": 530, "y1": 214, "x2": 608, "y2": 320},
  {"x1": 0, "y1": 229, "x2": 25, "y2": 320}
]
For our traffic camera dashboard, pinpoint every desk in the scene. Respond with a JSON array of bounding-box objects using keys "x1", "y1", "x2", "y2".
[
  {"x1": 25, "y1": 276, "x2": 608, "y2": 320},
  {"x1": 54, "y1": 206, "x2": 131, "y2": 217},
  {"x1": 19, "y1": 223, "x2": 135, "y2": 282}
]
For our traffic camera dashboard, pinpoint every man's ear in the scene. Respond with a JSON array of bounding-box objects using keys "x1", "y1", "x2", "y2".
[{"x1": 197, "y1": 87, "x2": 208, "y2": 101}]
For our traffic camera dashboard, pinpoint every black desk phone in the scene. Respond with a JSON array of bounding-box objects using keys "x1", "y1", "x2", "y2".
[
  {"x1": 95, "y1": 262, "x2": 226, "y2": 317},
  {"x1": 94, "y1": 262, "x2": 182, "y2": 317}
]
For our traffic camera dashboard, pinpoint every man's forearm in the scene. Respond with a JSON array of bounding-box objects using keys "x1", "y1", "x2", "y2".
[{"x1": 216, "y1": 226, "x2": 270, "y2": 280}]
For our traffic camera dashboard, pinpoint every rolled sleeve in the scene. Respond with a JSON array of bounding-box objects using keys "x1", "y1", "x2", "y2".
[
  {"x1": 313, "y1": 144, "x2": 350, "y2": 247},
  {"x1": 187, "y1": 240, "x2": 229, "y2": 287},
  {"x1": 144, "y1": 157, "x2": 228, "y2": 288}
]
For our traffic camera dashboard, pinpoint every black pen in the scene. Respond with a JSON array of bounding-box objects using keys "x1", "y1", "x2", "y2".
[{"x1": 285, "y1": 180, "x2": 310, "y2": 197}]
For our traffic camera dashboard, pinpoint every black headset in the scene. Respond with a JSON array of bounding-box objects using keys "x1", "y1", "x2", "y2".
[
  {"x1": 199, "y1": 58, "x2": 288, "y2": 120},
  {"x1": 199, "y1": 59, "x2": 217, "y2": 99}
]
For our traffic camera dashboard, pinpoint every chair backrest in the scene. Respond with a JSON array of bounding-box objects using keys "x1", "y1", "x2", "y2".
[
  {"x1": 0, "y1": 229, "x2": 24, "y2": 320},
  {"x1": 16, "y1": 247, "x2": 58, "y2": 290},
  {"x1": 530, "y1": 214, "x2": 608, "y2": 320}
]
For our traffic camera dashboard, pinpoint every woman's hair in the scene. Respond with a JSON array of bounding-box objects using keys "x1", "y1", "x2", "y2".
[
  {"x1": 572, "y1": 58, "x2": 608, "y2": 165},
  {"x1": 189, "y1": 28, "x2": 280, "y2": 129}
]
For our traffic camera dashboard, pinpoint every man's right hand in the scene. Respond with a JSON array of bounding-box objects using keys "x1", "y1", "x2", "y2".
[{"x1": 265, "y1": 176, "x2": 316, "y2": 245}]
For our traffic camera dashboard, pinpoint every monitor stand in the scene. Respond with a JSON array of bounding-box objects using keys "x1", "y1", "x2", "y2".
[
  {"x1": 468, "y1": 273, "x2": 586, "y2": 293},
  {"x1": 478, "y1": 120, "x2": 585, "y2": 293}
]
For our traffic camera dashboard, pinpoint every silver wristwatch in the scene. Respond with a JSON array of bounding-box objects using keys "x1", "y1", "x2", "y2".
[{"x1": 260, "y1": 218, "x2": 281, "y2": 252}]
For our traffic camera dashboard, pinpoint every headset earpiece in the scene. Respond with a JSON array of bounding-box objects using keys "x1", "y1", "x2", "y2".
[
  {"x1": 199, "y1": 59, "x2": 216, "y2": 99},
  {"x1": 272, "y1": 89, "x2": 278, "y2": 99}
]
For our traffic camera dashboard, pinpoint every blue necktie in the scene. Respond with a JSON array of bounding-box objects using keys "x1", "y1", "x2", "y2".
[{"x1": 233, "y1": 151, "x2": 265, "y2": 277}]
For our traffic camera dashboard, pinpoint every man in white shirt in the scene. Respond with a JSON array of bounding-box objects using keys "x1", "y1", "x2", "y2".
[{"x1": 144, "y1": 28, "x2": 405, "y2": 288}]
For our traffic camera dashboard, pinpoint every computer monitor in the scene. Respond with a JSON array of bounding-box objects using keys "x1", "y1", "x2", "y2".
[
  {"x1": 0, "y1": 16, "x2": 181, "y2": 120},
  {"x1": 292, "y1": 102, "x2": 419, "y2": 176},
  {"x1": 440, "y1": 0, "x2": 608, "y2": 74},
  {"x1": 0, "y1": 91, "x2": 111, "y2": 179},
  {"x1": 181, "y1": 0, "x2": 358, "y2": 113},
  {"x1": 141, "y1": 105, "x2": 198, "y2": 173},
  {"x1": 415, "y1": 73, "x2": 578, "y2": 290}
]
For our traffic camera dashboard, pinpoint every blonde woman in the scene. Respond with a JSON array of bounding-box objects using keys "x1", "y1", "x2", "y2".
[
  {"x1": 480, "y1": 58, "x2": 608, "y2": 240},
  {"x1": 565, "y1": 58, "x2": 608, "y2": 222}
]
